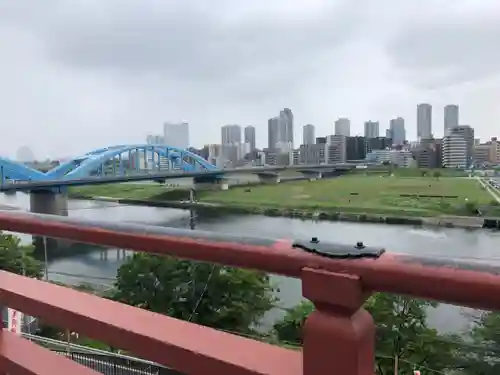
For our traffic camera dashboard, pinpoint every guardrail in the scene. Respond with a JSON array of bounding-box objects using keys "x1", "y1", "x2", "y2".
[{"x1": 0, "y1": 211, "x2": 499, "y2": 375}]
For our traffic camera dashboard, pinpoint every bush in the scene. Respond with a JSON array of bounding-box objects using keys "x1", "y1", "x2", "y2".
[{"x1": 464, "y1": 201, "x2": 479, "y2": 214}]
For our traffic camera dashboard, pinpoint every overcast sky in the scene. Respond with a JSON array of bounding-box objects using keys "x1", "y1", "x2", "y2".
[{"x1": 1, "y1": 0, "x2": 499, "y2": 159}]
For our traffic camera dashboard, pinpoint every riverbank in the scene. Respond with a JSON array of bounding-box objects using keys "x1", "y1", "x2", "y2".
[
  {"x1": 69, "y1": 175, "x2": 500, "y2": 228},
  {"x1": 68, "y1": 195, "x2": 493, "y2": 229}
]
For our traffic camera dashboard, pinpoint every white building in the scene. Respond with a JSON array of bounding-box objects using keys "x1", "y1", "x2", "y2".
[
  {"x1": 366, "y1": 149, "x2": 414, "y2": 167},
  {"x1": 163, "y1": 122, "x2": 190, "y2": 149},
  {"x1": 442, "y1": 131, "x2": 467, "y2": 168},
  {"x1": 302, "y1": 124, "x2": 315, "y2": 145},
  {"x1": 334, "y1": 118, "x2": 350, "y2": 137},
  {"x1": 221, "y1": 125, "x2": 242, "y2": 145}
]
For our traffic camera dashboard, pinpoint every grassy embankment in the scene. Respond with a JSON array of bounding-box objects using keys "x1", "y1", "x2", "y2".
[{"x1": 69, "y1": 173, "x2": 499, "y2": 218}]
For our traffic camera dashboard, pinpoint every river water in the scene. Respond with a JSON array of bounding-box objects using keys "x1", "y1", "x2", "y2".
[{"x1": 1, "y1": 192, "x2": 499, "y2": 333}]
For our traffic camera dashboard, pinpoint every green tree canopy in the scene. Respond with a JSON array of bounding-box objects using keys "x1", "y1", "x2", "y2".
[
  {"x1": 0, "y1": 232, "x2": 43, "y2": 278},
  {"x1": 273, "y1": 294, "x2": 459, "y2": 375},
  {"x1": 112, "y1": 253, "x2": 277, "y2": 333},
  {"x1": 456, "y1": 311, "x2": 500, "y2": 374}
]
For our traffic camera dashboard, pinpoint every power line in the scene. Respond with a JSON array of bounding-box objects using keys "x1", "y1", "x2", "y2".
[{"x1": 188, "y1": 264, "x2": 216, "y2": 322}]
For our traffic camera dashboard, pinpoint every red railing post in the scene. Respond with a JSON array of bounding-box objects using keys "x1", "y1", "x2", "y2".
[{"x1": 302, "y1": 267, "x2": 375, "y2": 375}]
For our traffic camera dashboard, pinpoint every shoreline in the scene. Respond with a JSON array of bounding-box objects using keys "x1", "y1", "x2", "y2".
[{"x1": 69, "y1": 194, "x2": 498, "y2": 230}]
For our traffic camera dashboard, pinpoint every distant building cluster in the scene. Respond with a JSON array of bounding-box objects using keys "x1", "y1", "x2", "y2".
[{"x1": 142, "y1": 103, "x2": 499, "y2": 170}]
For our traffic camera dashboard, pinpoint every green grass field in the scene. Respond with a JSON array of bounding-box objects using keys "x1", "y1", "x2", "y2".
[
  {"x1": 69, "y1": 183, "x2": 167, "y2": 199},
  {"x1": 199, "y1": 175, "x2": 494, "y2": 217},
  {"x1": 69, "y1": 175, "x2": 497, "y2": 217}
]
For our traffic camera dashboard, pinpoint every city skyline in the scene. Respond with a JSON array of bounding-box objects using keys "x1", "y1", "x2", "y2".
[{"x1": 1, "y1": 1, "x2": 499, "y2": 158}]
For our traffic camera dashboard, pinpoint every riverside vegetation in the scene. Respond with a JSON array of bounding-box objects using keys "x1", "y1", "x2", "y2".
[{"x1": 69, "y1": 171, "x2": 500, "y2": 226}]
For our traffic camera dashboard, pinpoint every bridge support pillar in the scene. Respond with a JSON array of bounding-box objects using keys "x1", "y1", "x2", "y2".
[
  {"x1": 30, "y1": 190, "x2": 70, "y2": 251},
  {"x1": 300, "y1": 171, "x2": 323, "y2": 181},
  {"x1": 193, "y1": 178, "x2": 229, "y2": 192},
  {"x1": 257, "y1": 173, "x2": 280, "y2": 184}
]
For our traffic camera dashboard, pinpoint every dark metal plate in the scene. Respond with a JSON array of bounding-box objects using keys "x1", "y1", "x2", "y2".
[{"x1": 292, "y1": 238, "x2": 385, "y2": 259}]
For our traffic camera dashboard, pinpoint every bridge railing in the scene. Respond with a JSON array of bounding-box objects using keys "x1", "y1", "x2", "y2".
[{"x1": 0, "y1": 211, "x2": 499, "y2": 375}]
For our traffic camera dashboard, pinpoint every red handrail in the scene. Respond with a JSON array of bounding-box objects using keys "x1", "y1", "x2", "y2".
[
  {"x1": 0, "y1": 271, "x2": 300, "y2": 375},
  {"x1": 0, "y1": 211, "x2": 499, "y2": 310}
]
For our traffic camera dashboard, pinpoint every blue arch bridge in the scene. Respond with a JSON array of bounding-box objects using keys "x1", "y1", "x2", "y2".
[{"x1": 0, "y1": 143, "x2": 356, "y2": 218}]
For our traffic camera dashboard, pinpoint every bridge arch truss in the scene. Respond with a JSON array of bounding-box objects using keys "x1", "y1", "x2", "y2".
[{"x1": 0, "y1": 144, "x2": 217, "y2": 181}]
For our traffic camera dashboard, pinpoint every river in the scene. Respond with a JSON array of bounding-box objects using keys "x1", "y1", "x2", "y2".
[{"x1": 1, "y1": 192, "x2": 499, "y2": 333}]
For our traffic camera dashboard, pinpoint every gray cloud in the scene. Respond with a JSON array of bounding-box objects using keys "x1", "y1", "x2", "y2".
[
  {"x1": 386, "y1": 12, "x2": 500, "y2": 87},
  {"x1": 0, "y1": 1, "x2": 499, "y2": 158},
  {"x1": 29, "y1": 1, "x2": 361, "y2": 85}
]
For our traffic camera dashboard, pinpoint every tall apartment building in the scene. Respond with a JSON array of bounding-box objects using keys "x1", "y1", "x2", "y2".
[
  {"x1": 417, "y1": 103, "x2": 432, "y2": 139},
  {"x1": 244, "y1": 126, "x2": 256, "y2": 150},
  {"x1": 364, "y1": 121, "x2": 379, "y2": 138},
  {"x1": 444, "y1": 105, "x2": 459, "y2": 134},
  {"x1": 221, "y1": 124, "x2": 242, "y2": 145},
  {"x1": 268, "y1": 117, "x2": 280, "y2": 149},
  {"x1": 442, "y1": 128, "x2": 468, "y2": 168},
  {"x1": 163, "y1": 122, "x2": 189, "y2": 149},
  {"x1": 334, "y1": 118, "x2": 350, "y2": 136},
  {"x1": 452, "y1": 125, "x2": 474, "y2": 166},
  {"x1": 302, "y1": 124, "x2": 315, "y2": 145},
  {"x1": 268, "y1": 109, "x2": 293, "y2": 151},
  {"x1": 280, "y1": 108, "x2": 294, "y2": 147},
  {"x1": 389, "y1": 117, "x2": 406, "y2": 145}
]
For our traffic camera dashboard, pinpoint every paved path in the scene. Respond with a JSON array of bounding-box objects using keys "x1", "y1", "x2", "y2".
[{"x1": 476, "y1": 177, "x2": 500, "y2": 203}]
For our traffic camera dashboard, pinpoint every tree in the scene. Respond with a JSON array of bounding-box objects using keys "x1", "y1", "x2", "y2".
[
  {"x1": 456, "y1": 311, "x2": 500, "y2": 374},
  {"x1": 0, "y1": 232, "x2": 43, "y2": 278},
  {"x1": 273, "y1": 294, "x2": 458, "y2": 374},
  {"x1": 112, "y1": 253, "x2": 277, "y2": 333},
  {"x1": 274, "y1": 301, "x2": 313, "y2": 345},
  {"x1": 433, "y1": 170, "x2": 442, "y2": 180}
]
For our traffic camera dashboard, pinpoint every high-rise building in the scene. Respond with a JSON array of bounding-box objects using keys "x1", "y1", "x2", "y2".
[
  {"x1": 442, "y1": 129, "x2": 467, "y2": 168},
  {"x1": 268, "y1": 117, "x2": 280, "y2": 149},
  {"x1": 244, "y1": 126, "x2": 256, "y2": 150},
  {"x1": 334, "y1": 118, "x2": 350, "y2": 137},
  {"x1": 221, "y1": 125, "x2": 242, "y2": 145},
  {"x1": 450, "y1": 125, "x2": 474, "y2": 166},
  {"x1": 389, "y1": 117, "x2": 406, "y2": 145},
  {"x1": 444, "y1": 105, "x2": 459, "y2": 134},
  {"x1": 364, "y1": 121, "x2": 379, "y2": 138},
  {"x1": 280, "y1": 108, "x2": 294, "y2": 147},
  {"x1": 268, "y1": 110, "x2": 292, "y2": 151},
  {"x1": 302, "y1": 124, "x2": 315, "y2": 145},
  {"x1": 417, "y1": 103, "x2": 432, "y2": 139},
  {"x1": 163, "y1": 122, "x2": 189, "y2": 149}
]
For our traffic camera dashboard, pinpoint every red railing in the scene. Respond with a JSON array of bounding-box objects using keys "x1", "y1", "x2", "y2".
[{"x1": 0, "y1": 211, "x2": 500, "y2": 375}]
